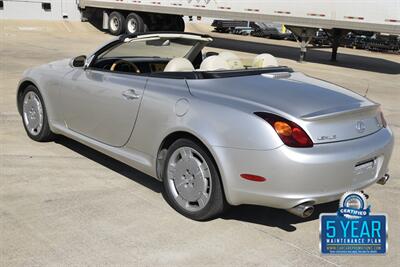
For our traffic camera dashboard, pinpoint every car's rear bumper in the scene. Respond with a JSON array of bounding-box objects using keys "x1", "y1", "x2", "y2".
[{"x1": 213, "y1": 127, "x2": 394, "y2": 209}]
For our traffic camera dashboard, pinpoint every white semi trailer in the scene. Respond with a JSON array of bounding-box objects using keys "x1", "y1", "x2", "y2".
[
  {"x1": 2, "y1": 0, "x2": 399, "y2": 59},
  {"x1": 79, "y1": 0, "x2": 399, "y2": 33},
  {"x1": 78, "y1": 0, "x2": 400, "y2": 61}
]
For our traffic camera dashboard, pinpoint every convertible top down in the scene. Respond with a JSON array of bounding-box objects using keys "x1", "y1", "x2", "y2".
[{"x1": 17, "y1": 32, "x2": 393, "y2": 220}]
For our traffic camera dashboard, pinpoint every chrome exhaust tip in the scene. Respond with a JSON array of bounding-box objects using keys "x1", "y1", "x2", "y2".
[
  {"x1": 287, "y1": 203, "x2": 315, "y2": 218},
  {"x1": 377, "y1": 174, "x2": 390, "y2": 185}
]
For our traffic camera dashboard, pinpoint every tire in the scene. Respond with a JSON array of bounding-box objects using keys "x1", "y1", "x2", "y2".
[
  {"x1": 162, "y1": 138, "x2": 226, "y2": 221},
  {"x1": 161, "y1": 15, "x2": 184, "y2": 32},
  {"x1": 125, "y1": 12, "x2": 147, "y2": 34},
  {"x1": 108, "y1": 11, "x2": 125, "y2": 35},
  {"x1": 175, "y1": 16, "x2": 185, "y2": 32},
  {"x1": 20, "y1": 85, "x2": 54, "y2": 142}
]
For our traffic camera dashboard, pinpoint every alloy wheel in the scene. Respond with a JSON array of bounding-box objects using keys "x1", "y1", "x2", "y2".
[{"x1": 166, "y1": 147, "x2": 212, "y2": 212}]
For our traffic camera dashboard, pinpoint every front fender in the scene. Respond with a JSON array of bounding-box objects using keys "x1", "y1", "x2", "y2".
[
  {"x1": 16, "y1": 74, "x2": 40, "y2": 115},
  {"x1": 17, "y1": 61, "x2": 72, "y2": 130}
]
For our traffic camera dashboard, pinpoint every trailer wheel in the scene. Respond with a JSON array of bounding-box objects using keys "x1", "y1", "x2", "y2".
[
  {"x1": 109, "y1": 11, "x2": 125, "y2": 35},
  {"x1": 160, "y1": 15, "x2": 184, "y2": 32},
  {"x1": 175, "y1": 16, "x2": 185, "y2": 32},
  {"x1": 125, "y1": 13, "x2": 147, "y2": 34}
]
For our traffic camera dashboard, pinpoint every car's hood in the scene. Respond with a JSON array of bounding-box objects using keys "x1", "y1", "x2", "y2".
[
  {"x1": 187, "y1": 72, "x2": 382, "y2": 144},
  {"x1": 21, "y1": 58, "x2": 72, "y2": 82},
  {"x1": 47, "y1": 58, "x2": 72, "y2": 69}
]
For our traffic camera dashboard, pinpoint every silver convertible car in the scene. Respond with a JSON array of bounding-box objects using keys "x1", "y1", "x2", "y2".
[{"x1": 17, "y1": 33, "x2": 394, "y2": 220}]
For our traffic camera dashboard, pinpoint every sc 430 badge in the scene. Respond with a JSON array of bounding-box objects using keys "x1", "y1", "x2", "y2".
[{"x1": 320, "y1": 191, "x2": 388, "y2": 255}]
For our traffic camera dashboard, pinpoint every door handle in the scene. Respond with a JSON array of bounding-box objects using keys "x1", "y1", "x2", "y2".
[{"x1": 122, "y1": 89, "x2": 140, "y2": 100}]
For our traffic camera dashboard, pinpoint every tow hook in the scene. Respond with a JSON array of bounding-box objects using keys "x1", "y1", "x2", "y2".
[{"x1": 377, "y1": 174, "x2": 390, "y2": 185}]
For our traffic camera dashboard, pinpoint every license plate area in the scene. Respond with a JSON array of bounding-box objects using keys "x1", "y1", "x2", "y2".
[
  {"x1": 354, "y1": 158, "x2": 376, "y2": 175},
  {"x1": 352, "y1": 157, "x2": 379, "y2": 186}
]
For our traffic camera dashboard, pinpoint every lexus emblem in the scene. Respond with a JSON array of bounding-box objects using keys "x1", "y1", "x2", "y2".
[{"x1": 356, "y1": 120, "x2": 366, "y2": 133}]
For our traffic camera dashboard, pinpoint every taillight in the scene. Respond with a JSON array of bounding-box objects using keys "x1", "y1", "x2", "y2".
[{"x1": 255, "y1": 112, "x2": 313, "y2": 148}]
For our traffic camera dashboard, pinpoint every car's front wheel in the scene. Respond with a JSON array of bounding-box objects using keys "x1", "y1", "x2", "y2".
[
  {"x1": 20, "y1": 85, "x2": 54, "y2": 142},
  {"x1": 163, "y1": 138, "x2": 226, "y2": 220}
]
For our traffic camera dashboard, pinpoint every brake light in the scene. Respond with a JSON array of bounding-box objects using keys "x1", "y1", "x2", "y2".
[{"x1": 255, "y1": 112, "x2": 314, "y2": 148}]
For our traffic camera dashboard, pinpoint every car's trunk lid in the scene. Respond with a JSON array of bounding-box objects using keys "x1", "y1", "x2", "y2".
[
  {"x1": 187, "y1": 72, "x2": 383, "y2": 144},
  {"x1": 300, "y1": 103, "x2": 382, "y2": 144}
]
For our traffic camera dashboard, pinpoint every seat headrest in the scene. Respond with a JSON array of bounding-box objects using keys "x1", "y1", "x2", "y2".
[
  {"x1": 218, "y1": 51, "x2": 237, "y2": 60},
  {"x1": 164, "y1": 58, "x2": 195, "y2": 72},
  {"x1": 218, "y1": 51, "x2": 244, "y2": 69},
  {"x1": 199, "y1": 55, "x2": 230, "y2": 71},
  {"x1": 252, "y1": 54, "x2": 279, "y2": 68}
]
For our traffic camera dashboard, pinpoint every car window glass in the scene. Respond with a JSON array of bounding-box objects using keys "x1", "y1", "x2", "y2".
[{"x1": 98, "y1": 37, "x2": 198, "y2": 59}]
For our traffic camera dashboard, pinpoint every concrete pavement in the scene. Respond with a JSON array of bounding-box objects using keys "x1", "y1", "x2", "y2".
[{"x1": 1, "y1": 19, "x2": 399, "y2": 266}]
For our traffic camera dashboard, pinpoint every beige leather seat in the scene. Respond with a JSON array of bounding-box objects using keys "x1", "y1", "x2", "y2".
[
  {"x1": 164, "y1": 58, "x2": 195, "y2": 72},
  {"x1": 199, "y1": 55, "x2": 230, "y2": 71},
  {"x1": 218, "y1": 51, "x2": 244, "y2": 69},
  {"x1": 252, "y1": 54, "x2": 279, "y2": 68}
]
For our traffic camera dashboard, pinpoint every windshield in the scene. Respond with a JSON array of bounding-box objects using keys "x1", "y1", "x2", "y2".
[
  {"x1": 99, "y1": 37, "x2": 200, "y2": 59},
  {"x1": 90, "y1": 34, "x2": 282, "y2": 76}
]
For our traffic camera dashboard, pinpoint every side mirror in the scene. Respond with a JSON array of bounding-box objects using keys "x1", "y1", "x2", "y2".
[{"x1": 71, "y1": 55, "x2": 87, "y2": 68}]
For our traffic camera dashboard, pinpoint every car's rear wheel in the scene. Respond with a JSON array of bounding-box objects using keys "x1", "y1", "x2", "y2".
[
  {"x1": 21, "y1": 85, "x2": 54, "y2": 142},
  {"x1": 109, "y1": 11, "x2": 125, "y2": 35},
  {"x1": 163, "y1": 138, "x2": 226, "y2": 220}
]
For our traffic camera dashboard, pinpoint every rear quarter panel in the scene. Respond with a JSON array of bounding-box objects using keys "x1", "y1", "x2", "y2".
[{"x1": 127, "y1": 77, "x2": 283, "y2": 160}]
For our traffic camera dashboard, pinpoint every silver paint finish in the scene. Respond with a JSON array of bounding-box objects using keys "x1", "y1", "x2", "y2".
[
  {"x1": 17, "y1": 34, "x2": 394, "y2": 211},
  {"x1": 174, "y1": 98, "x2": 190, "y2": 117},
  {"x1": 61, "y1": 69, "x2": 147, "y2": 147},
  {"x1": 187, "y1": 72, "x2": 382, "y2": 145},
  {"x1": 211, "y1": 127, "x2": 393, "y2": 208}
]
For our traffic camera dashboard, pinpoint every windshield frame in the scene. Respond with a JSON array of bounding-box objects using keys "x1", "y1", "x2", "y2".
[
  {"x1": 85, "y1": 32, "x2": 288, "y2": 78},
  {"x1": 87, "y1": 33, "x2": 211, "y2": 70},
  {"x1": 98, "y1": 37, "x2": 200, "y2": 60}
]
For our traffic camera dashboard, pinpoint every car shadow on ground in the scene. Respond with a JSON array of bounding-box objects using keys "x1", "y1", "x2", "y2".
[
  {"x1": 221, "y1": 201, "x2": 338, "y2": 232},
  {"x1": 55, "y1": 135, "x2": 338, "y2": 232},
  {"x1": 54, "y1": 136, "x2": 162, "y2": 193},
  {"x1": 208, "y1": 37, "x2": 400, "y2": 75}
]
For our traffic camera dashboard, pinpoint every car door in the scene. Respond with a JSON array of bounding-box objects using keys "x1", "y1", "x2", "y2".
[{"x1": 61, "y1": 68, "x2": 147, "y2": 147}]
